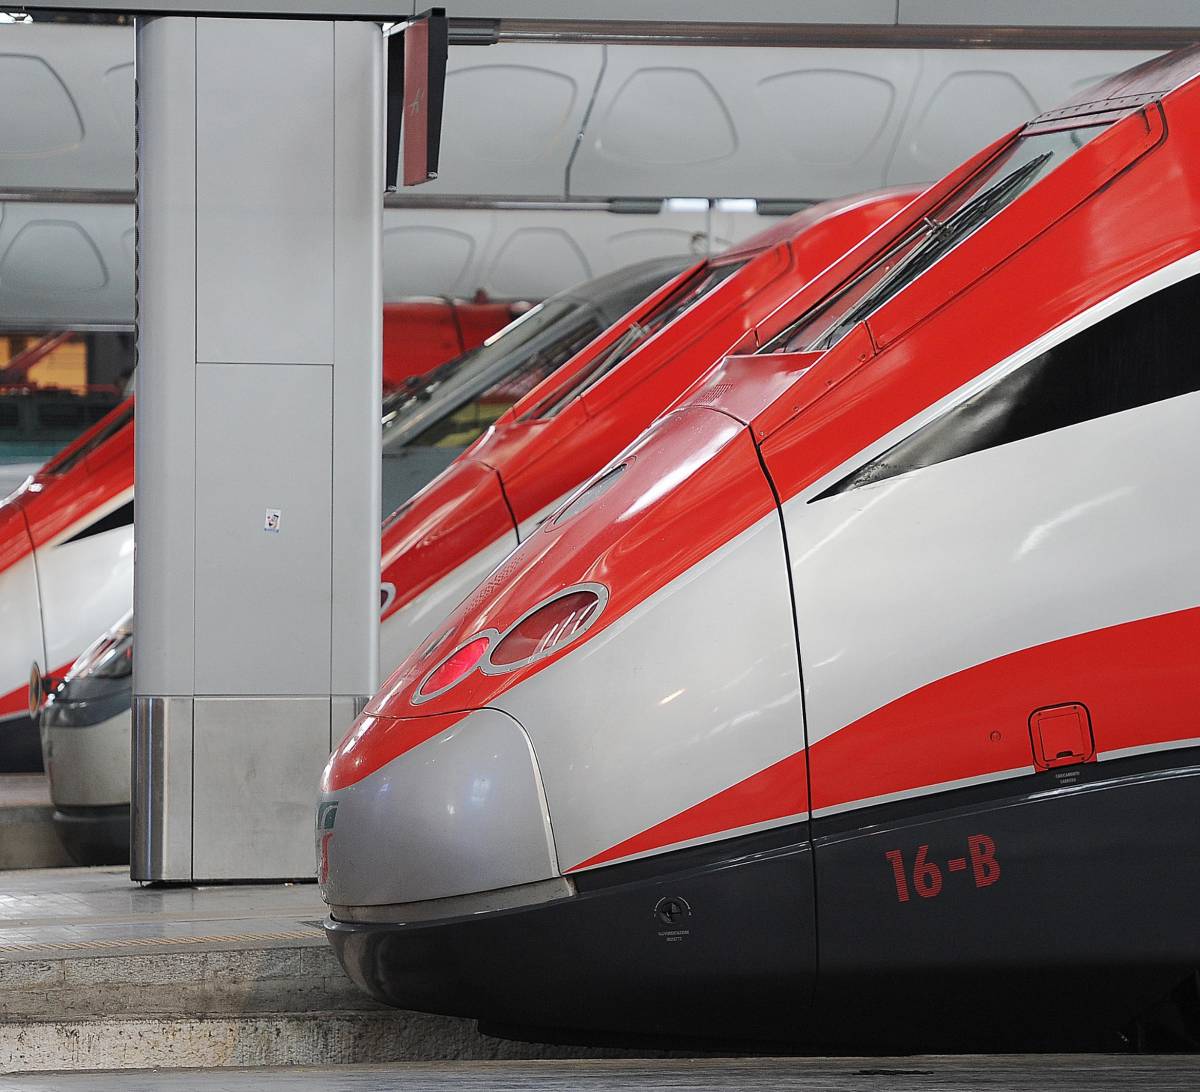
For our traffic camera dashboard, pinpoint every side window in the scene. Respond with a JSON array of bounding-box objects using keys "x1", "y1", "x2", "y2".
[
  {"x1": 412, "y1": 315, "x2": 604, "y2": 449},
  {"x1": 820, "y1": 272, "x2": 1200, "y2": 497}
]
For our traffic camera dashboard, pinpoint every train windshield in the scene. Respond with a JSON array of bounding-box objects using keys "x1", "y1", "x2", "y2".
[
  {"x1": 522, "y1": 259, "x2": 748, "y2": 420},
  {"x1": 41, "y1": 399, "x2": 134, "y2": 476},
  {"x1": 380, "y1": 299, "x2": 578, "y2": 436},
  {"x1": 764, "y1": 123, "x2": 1109, "y2": 354}
]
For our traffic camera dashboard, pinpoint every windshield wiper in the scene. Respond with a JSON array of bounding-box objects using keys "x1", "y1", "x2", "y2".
[{"x1": 811, "y1": 151, "x2": 1052, "y2": 350}]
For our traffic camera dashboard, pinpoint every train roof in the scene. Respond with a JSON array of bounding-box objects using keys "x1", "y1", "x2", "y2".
[
  {"x1": 553, "y1": 256, "x2": 695, "y2": 319},
  {"x1": 672, "y1": 44, "x2": 1200, "y2": 490},
  {"x1": 380, "y1": 256, "x2": 689, "y2": 455},
  {"x1": 718, "y1": 187, "x2": 920, "y2": 264}
]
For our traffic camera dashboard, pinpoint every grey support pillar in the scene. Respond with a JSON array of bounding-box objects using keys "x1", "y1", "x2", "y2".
[{"x1": 132, "y1": 16, "x2": 382, "y2": 881}]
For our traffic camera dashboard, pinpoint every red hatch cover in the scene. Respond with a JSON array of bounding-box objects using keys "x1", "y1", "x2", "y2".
[{"x1": 1029, "y1": 702, "x2": 1096, "y2": 770}]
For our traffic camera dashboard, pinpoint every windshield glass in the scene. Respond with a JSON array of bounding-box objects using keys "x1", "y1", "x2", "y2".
[
  {"x1": 43, "y1": 399, "x2": 134, "y2": 476},
  {"x1": 764, "y1": 124, "x2": 1108, "y2": 354},
  {"x1": 380, "y1": 299, "x2": 576, "y2": 435},
  {"x1": 403, "y1": 308, "x2": 606, "y2": 450},
  {"x1": 522, "y1": 259, "x2": 748, "y2": 420}
]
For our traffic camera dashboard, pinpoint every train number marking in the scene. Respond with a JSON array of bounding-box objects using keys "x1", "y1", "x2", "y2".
[{"x1": 884, "y1": 834, "x2": 999, "y2": 903}]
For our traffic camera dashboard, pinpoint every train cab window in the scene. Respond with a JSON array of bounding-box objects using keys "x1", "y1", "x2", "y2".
[
  {"x1": 41, "y1": 399, "x2": 134, "y2": 477},
  {"x1": 820, "y1": 271, "x2": 1200, "y2": 497},
  {"x1": 523, "y1": 260, "x2": 747, "y2": 420},
  {"x1": 764, "y1": 123, "x2": 1108, "y2": 356},
  {"x1": 411, "y1": 313, "x2": 605, "y2": 449}
]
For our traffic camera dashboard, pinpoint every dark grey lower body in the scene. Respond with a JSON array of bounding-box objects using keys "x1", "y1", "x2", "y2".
[{"x1": 327, "y1": 749, "x2": 1200, "y2": 1051}]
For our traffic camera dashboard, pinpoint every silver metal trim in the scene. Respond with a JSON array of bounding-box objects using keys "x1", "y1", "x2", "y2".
[
  {"x1": 130, "y1": 695, "x2": 194, "y2": 881},
  {"x1": 480, "y1": 582, "x2": 609, "y2": 676},
  {"x1": 411, "y1": 628, "x2": 501, "y2": 705},
  {"x1": 329, "y1": 875, "x2": 576, "y2": 925}
]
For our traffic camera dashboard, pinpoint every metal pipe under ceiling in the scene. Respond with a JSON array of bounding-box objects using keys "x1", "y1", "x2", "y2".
[{"x1": 449, "y1": 19, "x2": 1200, "y2": 51}]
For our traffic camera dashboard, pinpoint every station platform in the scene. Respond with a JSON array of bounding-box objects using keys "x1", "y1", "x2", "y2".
[
  {"x1": 0, "y1": 777, "x2": 72, "y2": 871},
  {"x1": 0, "y1": 867, "x2": 612, "y2": 1073},
  {"x1": 2, "y1": 1056, "x2": 1199, "y2": 1090}
]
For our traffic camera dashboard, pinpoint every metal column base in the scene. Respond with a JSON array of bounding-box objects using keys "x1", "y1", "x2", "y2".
[{"x1": 133, "y1": 695, "x2": 368, "y2": 882}]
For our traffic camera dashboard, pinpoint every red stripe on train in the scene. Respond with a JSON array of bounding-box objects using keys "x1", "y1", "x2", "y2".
[
  {"x1": 569, "y1": 606, "x2": 1200, "y2": 869},
  {"x1": 808, "y1": 604, "x2": 1200, "y2": 812}
]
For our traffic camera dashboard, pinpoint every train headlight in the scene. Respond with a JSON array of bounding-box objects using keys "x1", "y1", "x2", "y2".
[
  {"x1": 72, "y1": 616, "x2": 134, "y2": 680},
  {"x1": 412, "y1": 633, "x2": 495, "y2": 704},
  {"x1": 408, "y1": 584, "x2": 609, "y2": 705},
  {"x1": 484, "y1": 584, "x2": 608, "y2": 672}
]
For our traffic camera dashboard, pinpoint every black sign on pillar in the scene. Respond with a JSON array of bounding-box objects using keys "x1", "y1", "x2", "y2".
[{"x1": 385, "y1": 8, "x2": 448, "y2": 190}]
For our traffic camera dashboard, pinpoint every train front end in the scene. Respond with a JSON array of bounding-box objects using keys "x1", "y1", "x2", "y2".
[{"x1": 321, "y1": 394, "x2": 812, "y2": 1043}]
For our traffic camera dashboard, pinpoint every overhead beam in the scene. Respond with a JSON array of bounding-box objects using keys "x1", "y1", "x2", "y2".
[
  {"x1": 460, "y1": 19, "x2": 1200, "y2": 50},
  {"x1": 20, "y1": 2, "x2": 1200, "y2": 49},
  {"x1": 0, "y1": 187, "x2": 641, "y2": 210}
]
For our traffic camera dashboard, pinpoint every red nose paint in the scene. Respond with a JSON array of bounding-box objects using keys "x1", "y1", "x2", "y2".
[{"x1": 421, "y1": 635, "x2": 491, "y2": 696}]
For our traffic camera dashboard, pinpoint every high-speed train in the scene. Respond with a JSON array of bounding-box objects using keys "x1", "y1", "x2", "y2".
[
  {"x1": 380, "y1": 258, "x2": 687, "y2": 515},
  {"x1": 38, "y1": 211, "x2": 903, "y2": 862},
  {"x1": 321, "y1": 48, "x2": 1200, "y2": 1049},
  {"x1": 4, "y1": 262, "x2": 681, "y2": 777},
  {"x1": 39, "y1": 610, "x2": 131, "y2": 863},
  {"x1": 381, "y1": 297, "x2": 523, "y2": 392},
  {"x1": 379, "y1": 190, "x2": 918, "y2": 669},
  {"x1": 1, "y1": 400, "x2": 133, "y2": 772}
]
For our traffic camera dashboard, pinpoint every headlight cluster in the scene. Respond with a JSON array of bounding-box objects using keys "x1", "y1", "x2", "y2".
[
  {"x1": 71, "y1": 612, "x2": 134, "y2": 681},
  {"x1": 411, "y1": 583, "x2": 608, "y2": 705}
]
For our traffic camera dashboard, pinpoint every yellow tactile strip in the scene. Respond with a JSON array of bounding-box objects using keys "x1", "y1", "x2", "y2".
[{"x1": 0, "y1": 927, "x2": 321, "y2": 956}]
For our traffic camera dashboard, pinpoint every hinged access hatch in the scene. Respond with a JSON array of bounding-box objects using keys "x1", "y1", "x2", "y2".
[{"x1": 1029, "y1": 702, "x2": 1096, "y2": 770}]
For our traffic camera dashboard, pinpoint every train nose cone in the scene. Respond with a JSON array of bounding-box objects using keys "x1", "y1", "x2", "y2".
[{"x1": 318, "y1": 708, "x2": 558, "y2": 908}]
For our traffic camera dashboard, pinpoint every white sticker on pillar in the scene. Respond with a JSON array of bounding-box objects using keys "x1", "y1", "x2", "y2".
[{"x1": 264, "y1": 508, "x2": 282, "y2": 533}]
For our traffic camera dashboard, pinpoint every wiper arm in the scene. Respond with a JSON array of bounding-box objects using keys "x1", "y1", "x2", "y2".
[{"x1": 813, "y1": 151, "x2": 1051, "y2": 349}]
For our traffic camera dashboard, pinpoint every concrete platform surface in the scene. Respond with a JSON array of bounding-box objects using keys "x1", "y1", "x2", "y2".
[
  {"x1": 0, "y1": 865, "x2": 324, "y2": 956},
  {"x1": 0, "y1": 868, "x2": 648, "y2": 1072},
  {"x1": 1, "y1": 1056, "x2": 1199, "y2": 1090},
  {"x1": 0, "y1": 778, "x2": 72, "y2": 871}
]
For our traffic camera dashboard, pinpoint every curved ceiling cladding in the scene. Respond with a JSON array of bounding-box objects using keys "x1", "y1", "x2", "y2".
[
  {"x1": 902, "y1": 69, "x2": 1040, "y2": 178},
  {"x1": 444, "y1": 64, "x2": 579, "y2": 165},
  {"x1": 1, "y1": 221, "x2": 107, "y2": 292},
  {"x1": 0, "y1": 205, "x2": 130, "y2": 327},
  {"x1": 755, "y1": 68, "x2": 896, "y2": 167},
  {"x1": 0, "y1": 55, "x2": 83, "y2": 156},
  {"x1": 605, "y1": 226, "x2": 726, "y2": 268},
  {"x1": 382, "y1": 224, "x2": 478, "y2": 298},
  {"x1": 0, "y1": 25, "x2": 1159, "y2": 200},
  {"x1": 101, "y1": 62, "x2": 134, "y2": 137},
  {"x1": 486, "y1": 226, "x2": 592, "y2": 299},
  {"x1": 572, "y1": 46, "x2": 1160, "y2": 198},
  {"x1": 0, "y1": 24, "x2": 1163, "y2": 325},
  {"x1": 597, "y1": 67, "x2": 738, "y2": 165},
  {"x1": 0, "y1": 25, "x2": 132, "y2": 189}
]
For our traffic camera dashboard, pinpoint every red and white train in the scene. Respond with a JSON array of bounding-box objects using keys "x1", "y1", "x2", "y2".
[
  {"x1": 0, "y1": 297, "x2": 540, "y2": 775},
  {"x1": 1, "y1": 401, "x2": 134, "y2": 772},
  {"x1": 381, "y1": 297, "x2": 524, "y2": 391},
  {"x1": 378, "y1": 189, "x2": 919, "y2": 669},
  {"x1": 321, "y1": 49, "x2": 1200, "y2": 1048}
]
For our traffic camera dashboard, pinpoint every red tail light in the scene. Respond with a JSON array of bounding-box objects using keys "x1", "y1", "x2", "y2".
[
  {"x1": 487, "y1": 586, "x2": 606, "y2": 670},
  {"x1": 415, "y1": 634, "x2": 492, "y2": 701}
]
